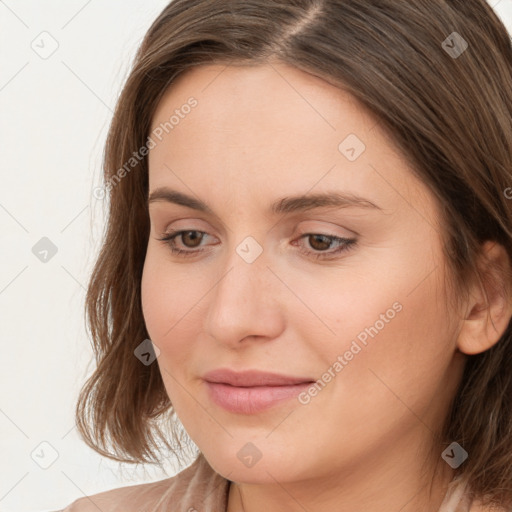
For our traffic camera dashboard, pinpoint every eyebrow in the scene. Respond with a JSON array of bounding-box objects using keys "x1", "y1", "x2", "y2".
[{"x1": 147, "y1": 186, "x2": 383, "y2": 215}]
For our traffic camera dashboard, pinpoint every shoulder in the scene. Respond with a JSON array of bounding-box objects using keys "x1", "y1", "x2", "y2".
[
  {"x1": 59, "y1": 453, "x2": 230, "y2": 512},
  {"x1": 58, "y1": 477, "x2": 172, "y2": 512},
  {"x1": 439, "y1": 478, "x2": 511, "y2": 512},
  {"x1": 469, "y1": 500, "x2": 511, "y2": 512}
]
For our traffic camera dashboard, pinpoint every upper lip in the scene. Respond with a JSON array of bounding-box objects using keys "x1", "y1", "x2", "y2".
[{"x1": 203, "y1": 368, "x2": 315, "y2": 387}]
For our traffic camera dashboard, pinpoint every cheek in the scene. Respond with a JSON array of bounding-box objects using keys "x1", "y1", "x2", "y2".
[
  {"x1": 141, "y1": 253, "x2": 169, "y2": 340},
  {"x1": 302, "y1": 237, "x2": 454, "y2": 398},
  {"x1": 140, "y1": 248, "x2": 208, "y2": 368},
  {"x1": 142, "y1": 246, "x2": 186, "y2": 336},
  {"x1": 282, "y1": 266, "x2": 455, "y2": 458},
  {"x1": 318, "y1": 264, "x2": 454, "y2": 417},
  {"x1": 140, "y1": 254, "x2": 193, "y2": 410}
]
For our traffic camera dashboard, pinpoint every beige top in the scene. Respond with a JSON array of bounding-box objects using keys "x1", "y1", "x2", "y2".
[{"x1": 58, "y1": 453, "x2": 495, "y2": 512}]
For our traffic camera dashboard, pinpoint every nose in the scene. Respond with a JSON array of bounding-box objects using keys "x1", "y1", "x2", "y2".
[{"x1": 203, "y1": 244, "x2": 285, "y2": 348}]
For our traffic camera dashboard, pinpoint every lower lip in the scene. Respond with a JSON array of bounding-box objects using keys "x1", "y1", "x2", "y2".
[{"x1": 205, "y1": 381, "x2": 313, "y2": 414}]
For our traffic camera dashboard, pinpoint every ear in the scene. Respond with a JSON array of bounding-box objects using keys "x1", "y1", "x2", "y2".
[{"x1": 456, "y1": 240, "x2": 512, "y2": 355}]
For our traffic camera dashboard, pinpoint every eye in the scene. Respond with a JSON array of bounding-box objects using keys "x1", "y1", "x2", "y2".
[
  {"x1": 157, "y1": 230, "x2": 211, "y2": 257},
  {"x1": 293, "y1": 233, "x2": 357, "y2": 260},
  {"x1": 156, "y1": 230, "x2": 357, "y2": 260}
]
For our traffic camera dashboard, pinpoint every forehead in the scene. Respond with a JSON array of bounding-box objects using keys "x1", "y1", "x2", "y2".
[
  {"x1": 147, "y1": 62, "x2": 436, "y2": 224},
  {"x1": 150, "y1": 62, "x2": 377, "y2": 144}
]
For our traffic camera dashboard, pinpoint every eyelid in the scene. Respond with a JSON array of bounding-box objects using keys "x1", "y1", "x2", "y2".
[
  {"x1": 150, "y1": 210, "x2": 227, "y2": 239},
  {"x1": 295, "y1": 220, "x2": 358, "y2": 238}
]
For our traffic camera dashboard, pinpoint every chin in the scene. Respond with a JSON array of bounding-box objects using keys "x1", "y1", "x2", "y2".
[{"x1": 201, "y1": 443, "x2": 308, "y2": 485}]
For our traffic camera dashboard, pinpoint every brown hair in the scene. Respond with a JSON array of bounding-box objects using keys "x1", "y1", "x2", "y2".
[{"x1": 76, "y1": 0, "x2": 512, "y2": 507}]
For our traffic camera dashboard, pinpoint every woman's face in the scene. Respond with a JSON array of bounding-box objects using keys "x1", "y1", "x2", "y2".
[{"x1": 141, "y1": 62, "x2": 466, "y2": 485}]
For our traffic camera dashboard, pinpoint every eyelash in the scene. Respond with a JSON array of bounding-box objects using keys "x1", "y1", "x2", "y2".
[{"x1": 156, "y1": 230, "x2": 357, "y2": 260}]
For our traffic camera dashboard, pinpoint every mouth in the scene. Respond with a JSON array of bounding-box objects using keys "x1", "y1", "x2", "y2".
[{"x1": 203, "y1": 368, "x2": 315, "y2": 414}]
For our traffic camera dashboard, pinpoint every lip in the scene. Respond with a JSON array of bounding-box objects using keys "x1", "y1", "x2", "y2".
[
  {"x1": 203, "y1": 368, "x2": 314, "y2": 387},
  {"x1": 203, "y1": 368, "x2": 315, "y2": 414}
]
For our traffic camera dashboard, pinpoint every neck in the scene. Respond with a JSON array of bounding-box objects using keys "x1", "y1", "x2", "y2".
[{"x1": 226, "y1": 434, "x2": 455, "y2": 512}]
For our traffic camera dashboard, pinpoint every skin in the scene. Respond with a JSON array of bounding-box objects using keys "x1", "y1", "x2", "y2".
[{"x1": 141, "y1": 61, "x2": 512, "y2": 512}]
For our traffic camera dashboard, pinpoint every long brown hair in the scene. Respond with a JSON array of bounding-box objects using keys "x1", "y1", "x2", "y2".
[{"x1": 76, "y1": 0, "x2": 512, "y2": 507}]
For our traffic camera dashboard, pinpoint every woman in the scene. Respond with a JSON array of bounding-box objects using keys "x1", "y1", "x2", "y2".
[{"x1": 61, "y1": 1, "x2": 512, "y2": 510}]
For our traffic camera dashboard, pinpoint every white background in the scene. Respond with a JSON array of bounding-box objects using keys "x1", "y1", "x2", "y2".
[{"x1": 1, "y1": 1, "x2": 511, "y2": 511}]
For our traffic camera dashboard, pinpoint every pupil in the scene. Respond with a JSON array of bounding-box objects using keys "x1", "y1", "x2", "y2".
[
  {"x1": 184, "y1": 231, "x2": 201, "y2": 247},
  {"x1": 310, "y1": 234, "x2": 330, "y2": 251}
]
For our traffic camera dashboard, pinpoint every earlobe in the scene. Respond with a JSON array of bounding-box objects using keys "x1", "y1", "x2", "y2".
[{"x1": 456, "y1": 240, "x2": 512, "y2": 356}]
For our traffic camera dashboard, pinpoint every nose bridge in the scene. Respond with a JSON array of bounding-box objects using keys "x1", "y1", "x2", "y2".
[
  {"x1": 212, "y1": 239, "x2": 270, "y2": 317},
  {"x1": 203, "y1": 237, "x2": 283, "y2": 344}
]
